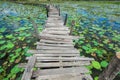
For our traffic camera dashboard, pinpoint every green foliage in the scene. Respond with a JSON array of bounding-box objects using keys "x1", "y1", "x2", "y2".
[
  {"x1": 94, "y1": 76, "x2": 99, "y2": 80},
  {"x1": 100, "y1": 61, "x2": 108, "y2": 68},
  {"x1": 92, "y1": 61, "x2": 101, "y2": 70}
]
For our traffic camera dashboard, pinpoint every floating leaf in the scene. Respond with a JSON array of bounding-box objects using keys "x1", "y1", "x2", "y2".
[
  {"x1": 15, "y1": 48, "x2": 22, "y2": 53},
  {"x1": 109, "y1": 44, "x2": 114, "y2": 49},
  {"x1": 25, "y1": 53, "x2": 32, "y2": 57},
  {"x1": 11, "y1": 65, "x2": 21, "y2": 74},
  {"x1": 92, "y1": 61, "x2": 101, "y2": 70},
  {"x1": 0, "y1": 45, "x2": 6, "y2": 50},
  {"x1": 100, "y1": 61, "x2": 108, "y2": 68},
  {"x1": 0, "y1": 53, "x2": 6, "y2": 59},
  {"x1": 18, "y1": 37, "x2": 25, "y2": 41},
  {"x1": 0, "y1": 41, "x2": 5, "y2": 44},
  {"x1": 6, "y1": 34, "x2": 13, "y2": 39},
  {"x1": 0, "y1": 35, "x2": 3, "y2": 39},
  {"x1": 6, "y1": 42, "x2": 14, "y2": 49},
  {"x1": 94, "y1": 76, "x2": 98, "y2": 80},
  {"x1": 0, "y1": 27, "x2": 7, "y2": 33}
]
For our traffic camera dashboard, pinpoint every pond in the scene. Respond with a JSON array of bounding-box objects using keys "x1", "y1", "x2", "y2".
[{"x1": 0, "y1": 1, "x2": 46, "y2": 80}]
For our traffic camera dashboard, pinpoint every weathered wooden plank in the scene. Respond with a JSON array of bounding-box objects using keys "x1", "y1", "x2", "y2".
[
  {"x1": 45, "y1": 24, "x2": 63, "y2": 28},
  {"x1": 27, "y1": 50, "x2": 80, "y2": 54},
  {"x1": 40, "y1": 39, "x2": 73, "y2": 44},
  {"x1": 35, "y1": 53, "x2": 79, "y2": 57},
  {"x1": 33, "y1": 67, "x2": 89, "y2": 76},
  {"x1": 36, "y1": 49, "x2": 80, "y2": 54},
  {"x1": 36, "y1": 46, "x2": 75, "y2": 50},
  {"x1": 46, "y1": 20, "x2": 63, "y2": 23},
  {"x1": 45, "y1": 27, "x2": 69, "y2": 31},
  {"x1": 36, "y1": 57, "x2": 94, "y2": 61},
  {"x1": 35, "y1": 61, "x2": 90, "y2": 67},
  {"x1": 48, "y1": 12, "x2": 59, "y2": 15},
  {"x1": 18, "y1": 61, "x2": 90, "y2": 68},
  {"x1": 21, "y1": 55, "x2": 36, "y2": 80},
  {"x1": 47, "y1": 17, "x2": 62, "y2": 21},
  {"x1": 46, "y1": 22, "x2": 63, "y2": 26},
  {"x1": 49, "y1": 15, "x2": 61, "y2": 18},
  {"x1": 42, "y1": 30, "x2": 70, "y2": 35},
  {"x1": 36, "y1": 73, "x2": 93, "y2": 80},
  {"x1": 40, "y1": 34, "x2": 74, "y2": 40},
  {"x1": 36, "y1": 42, "x2": 74, "y2": 47}
]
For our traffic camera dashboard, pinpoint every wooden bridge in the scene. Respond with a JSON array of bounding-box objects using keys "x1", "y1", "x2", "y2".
[{"x1": 20, "y1": 5, "x2": 94, "y2": 80}]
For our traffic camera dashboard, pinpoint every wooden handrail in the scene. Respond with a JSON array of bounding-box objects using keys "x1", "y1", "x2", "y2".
[{"x1": 99, "y1": 52, "x2": 120, "y2": 80}]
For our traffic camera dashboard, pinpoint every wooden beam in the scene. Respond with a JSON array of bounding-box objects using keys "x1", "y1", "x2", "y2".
[
  {"x1": 40, "y1": 39, "x2": 73, "y2": 44},
  {"x1": 99, "y1": 52, "x2": 120, "y2": 80},
  {"x1": 33, "y1": 67, "x2": 89, "y2": 78},
  {"x1": 35, "y1": 53, "x2": 79, "y2": 57},
  {"x1": 36, "y1": 42, "x2": 73, "y2": 47},
  {"x1": 36, "y1": 45, "x2": 75, "y2": 50},
  {"x1": 19, "y1": 61, "x2": 90, "y2": 68},
  {"x1": 36, "y1": 57, "x2": 94, "y2": 61},
  {"x1": 21, "y1": 55, "x2": 36, "y2": 80}
]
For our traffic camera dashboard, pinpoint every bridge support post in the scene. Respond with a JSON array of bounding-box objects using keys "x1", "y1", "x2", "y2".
[
  {"x1": 64, "y1": 14, "x2": 68, "y2": 25},
  {"x1": 99, "y1": 52, "x2": 120, "y2": 80},
  {"x1": 46, "y1": 5, "x2": 49, "y2": 17}
]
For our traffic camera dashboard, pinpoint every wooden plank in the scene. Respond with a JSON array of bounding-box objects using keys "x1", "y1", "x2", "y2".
[
  {"x1": 27, "y1": 50, "x2": 80, "y2": 54},
  {"x1": 40, "y1": 39, "x2": 73, "y2": 44},
  {"x1": 42, "y1": 30, "x2": 70, "y2": 35},
  {"x1": 45, "y1": 27, "x2": 69, "y2": 31},
  {"x1": 45, "y1": 24, "x2": 63, "y2": 28},
  {"x1": 35, "y1": 61, "x2": 90, "y2": 68},
  {"x1": 36, "y1": 42, "x2": 74, "y2": 47},
  {"x1": 46, "y1": 22, "x2": 63, "y2": 26},
  {"x1": 36, "y1": 49, "x2": 80, "y2": 54},
  {"x1": 33, "y1": 67, "x2": 89, "y2": 76},
  {"x1": 18, "y1": 61, "x2": 90, "y2": 68},
  {"x1": 35, "y1": 53, "x2": 79, "y2": 57},
  {"x1": 49, "y1": 15, "x2": 61, "y2": 18},
  {"x1": 36, "y1": 46, "x2": 75, "y2": 50},
  {"x1": 21, "y1": 55, "x2": 36, "y2": 80},
  {"x1": 40, "y1": 34, "x2": 74, "y2": 40},
  {"x1": 36, "y1": 57, "x2": 94, "y2": 61},
  {"x1": 48, "y1": 12, "x2": 59, "y2": 15},
  {"x1": 36, "y1": 73, "x2": 93, "y2": 80},
  {"x1": 47, "y1": 17, "x2": 62, "y2": 21},
  {"x1": 46, "y1": 20, "x2": 63, "y2": 23}
]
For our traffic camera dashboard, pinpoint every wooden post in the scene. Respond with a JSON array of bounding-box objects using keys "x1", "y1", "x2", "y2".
[
  {"x1": 70, "y1": 20, "x2": 75, "y2": 35},
  {"x1": 58, "y1": 7, "x2": 60, "y2": 16},
  {"x1": 99, "y1": 52, "x2": 120, "y2": 80},
  {"x1": 55, "y1": 5, "x2": 60, "y2": 16},
  {"x1": 45, "y1": 5, "x2": 49, "y2": 17},
  {"x1": 64, "y1": 14, "x2": 68, "y2": 25}
]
